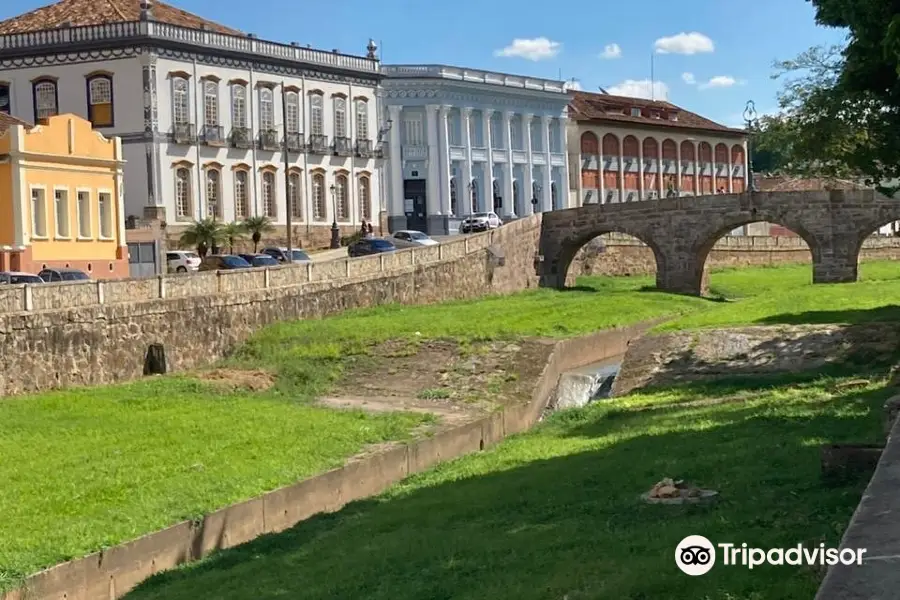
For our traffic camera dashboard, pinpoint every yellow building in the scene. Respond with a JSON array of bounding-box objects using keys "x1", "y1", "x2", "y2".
[{"x1": 0, "y1": 113, "x2": 128, "y2": 278}]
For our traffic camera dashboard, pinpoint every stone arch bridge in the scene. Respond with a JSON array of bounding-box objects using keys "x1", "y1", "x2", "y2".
[{"x1": 538, "y1": 190, "x2": 900, "y2": 295}]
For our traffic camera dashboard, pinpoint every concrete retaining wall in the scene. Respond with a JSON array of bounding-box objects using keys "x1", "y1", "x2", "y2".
[{"x1": 0, "y1": 322, "x2": 654, "y2": 600}]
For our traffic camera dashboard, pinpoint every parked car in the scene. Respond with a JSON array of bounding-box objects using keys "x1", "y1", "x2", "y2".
[
  {"x1": 166, "y1": 250, "x2": 201, "y2": 273},
  {"x1": 392, "y1": 230, "x2": 438, "y2": 246},
  {"x1": 459, "y1": 212, "x2": 502, "y2": 234},
  {"x1": 0, "y1": 271, "x2": 44, "y2": 284},
  {"x1": 238, "y1": 253, "x2": 280, "y2": 268},
  {"x1": 348, "y1": 237, "x2": 396, "y2": 258},
  {"x1": 197, "y1": 254, "x2": 252, "y2": 271},
  {"x1": 38, "y1": 268, "x2": 90, "y2": 282},
  {"x1": 261, "y1": 247, "x2": 311, "y2": 264}
]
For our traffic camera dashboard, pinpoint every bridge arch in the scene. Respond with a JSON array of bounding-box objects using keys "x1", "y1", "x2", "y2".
[{"x1": 851, "y1": 209, "x2": 900, "y2": 272}]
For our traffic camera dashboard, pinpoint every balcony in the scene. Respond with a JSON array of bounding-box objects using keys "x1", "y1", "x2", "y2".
[
  {"x1": 230, "y1": 127, "x2": 253, "y2": 149},
  {"x1": 308, "y1": 134, "x2": 329, "y2": 154},
  {"x1": 258, "y1": 129, "x2": 280, "y2": 151},
  {"x1": 355, "y1": 139, "x2": 373, "y2": 158},
  {"x1": 285, "y1": 132, "x2": 305, "y2": 152},
  {"x1": 333, "y1": 136, "x2": 352, "y2": 157},
  {"x1": 402, "y1": 145, "x2": 427, "y2": 160},
  {"x1": 201, "y1": 125, "x2": 226, "y2": 146},
  {"x1": 172, "y1": 123, "x2": 196, "y2": 144}
]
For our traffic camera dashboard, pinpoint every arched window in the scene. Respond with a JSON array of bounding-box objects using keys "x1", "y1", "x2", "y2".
[
  {"x1": 312, "y1": 173, "x2": 326, "y2": 221},
  {"x1": 172, "y1": 77, "x2": 189, "y2": 126},
  {"x1": 449, "y1": 178, "x2": 457, "y2": 216},
  {"x1": 261, "y1": 171, "x2": 276, "y2": 218},
  {"x1": 492, "y1": 179, "x2": 501, "y2": 211},
  {"x1": 288, "y1": 171, "x2": 303, "y2": 219},
  {"x1": 231, "y1": 84, "x2": 247, "y2": 128},
  {"x1": 470, "y1": 180, "x2": 478, "y2": 213},
  {"x1": 206, "y1": 169, "x2": 221, "y2": 218},
  {"x1": 285, "y1": 91, "x2": 300, "y2": 133},
  {"x1": 87, "y1": 75, "x2": 113, "y2": 127},
  {"x1": 259, "y1": 88, "x2": 274, "y2": 131},
  {"x1": 355, "y1": 99, "x2": 369, "y2": 140},
  {"x1": 335, "y1": 174, "x2": 349, "y2": 220},
  {"x1": 175, "y1": 167, "x2": 191, "y2": 218},
  {"x1": 358, "y1": 175, "x2": 371, "y2": 220},
  {"x1": 203, "y1": 81, "x2": 218, "y2": 128},
  {"x1": 33, "y1": 79, "x2": 58, "y2": 121},
  {"x1": 310, "y1": 93, "x2": 324, "y2": 136},
  {"x1": 234, "y1": 169, "x2": 249, "y2": 219},
  {"x1": 334, "y1": 97, "x2": 347, "y2": 138}
]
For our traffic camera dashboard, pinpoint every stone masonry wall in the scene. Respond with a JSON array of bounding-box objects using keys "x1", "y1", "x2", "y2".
[{"x1": 0, "y1": 216, "x2": 542, "y2": 398}]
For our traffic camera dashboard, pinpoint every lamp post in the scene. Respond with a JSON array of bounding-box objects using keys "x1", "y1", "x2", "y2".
[
  {"x1": 531, "y1": 183, "x2": 541, "y2": 213},
  {"x1": 467, "y1": 180, "x2": 475, "y2": 214},
  {"x1": 375, "y1": 118, "x2": 393, "y2": 236},
  {"x1": 329, "y1": 183, "x2": 340, "y2": 249},
  {"x1": 743, "y1": 100, "x2": 759, "y2": 193}
]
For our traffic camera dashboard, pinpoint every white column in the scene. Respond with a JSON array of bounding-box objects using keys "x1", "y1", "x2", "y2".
[
  {"x1": 503, "y1": 110, "x2": 515, "y2": 217},
  {"x1": 712, "y1": 151, "x2": 717, "y2": 194},
  {"x1": 598, "y1": 133, "x2": 605, "y2": 204},
  {"x1": 728, "y1": 150, "x2": 734, "y2": 193},
  {"x1": 676, "y1": 143, "x2": 682, "y2": 196},
  {"x1": 618, "y1": 145, "x2": 625, "y2": 202},
  {"x1": 461, "y1": 107, "x2": 473, "y2": 215},
  {"x1": 425, "y1": 104, "x2": 440, "y2": 216},
  {"x1": 637, "y1": 137, "x2": 645, "y2": 200},
  {"x1": 523, "y1": 113, "x2": 534, "y2": 215},
  {"x1": 541, "y1": 115, "x2": 552, "y2": 211},
  {"x1": 388, "y1": 105, "x2": 403, "y2": 216},
  {"x1": 483, "y1": 109, "x2": 494, "y2": 213},
  {"x1": 438, "y1": 105, "x2": 452, "y2": 215},
  {"x1": 694, "y1": 142, "x2": 701, "y2": 195},
  {"x1": 657, "y1": 143, "x2": 664, "y2": 197}
]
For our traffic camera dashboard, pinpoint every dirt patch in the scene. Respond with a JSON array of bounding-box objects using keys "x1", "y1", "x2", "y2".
[{"x1": 193, "y1": 368, "x2": 277, "y2": 392}]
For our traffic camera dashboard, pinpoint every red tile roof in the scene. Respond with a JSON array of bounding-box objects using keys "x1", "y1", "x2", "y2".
[
  {"x1": 568, "y1": 90, "x2": 746, "y2": 136},
  {"x1": 0, "y1": 0, "x2": 242, "y2": 36},
  {"x1": 0, "y1": 113, "x2": 32, "y2": 134}
]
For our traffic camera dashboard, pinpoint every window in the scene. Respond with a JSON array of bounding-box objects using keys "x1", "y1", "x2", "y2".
[
  {"x1": 355, "y1": 100, "x2": 368, "y2": 140},
  {"x1": 234, "y1": 170, "x2": 249, "y2": 219},
  {"x1": 33, "y1": 79, "x2": 58, "y2": 121},
  {"x1": 492, "y1": 179, "x2": 501, "y2": 211},
  {"x1": 312, "y1": 173, "x2": 326, "y2": 220},
  {"x1": 261, "y1": 171, "x2": 276, "y2": 218},
  {"x1": 449, "y1": 178, "x2": 457, "y2": 216},
  {"x1": 203, "y1": 81, "x2": 218, "y2": 127},
  {"x1": 358, "y1": 175, "x2": 371, "y2": 220},
  {"x1": 206, "y1": 169, "x2": 221, "y2": 218},
  {"x1": 175, "y1": 167, "x2": 191, "y2": 218},
  {"x1": 404, "y1": 117, "x2": 423, "y2": 145},
  {"x1": 288, "y1": 172, "x2": 302, "y2": 219},
  {"x1": 31, "y1": 188, "x2": 47, "y2": 237},
  {"x1": 335, "y1": 174, "x2": 349, "y2": 220},
  {"x1": 87, "y1": 75, "x2": 113, "y2": 127},
  {"x1": 285, "y1": 91, "x2": 300, "y2": 133},
  {"x1": 510, "y1": 118, "x2": 520, "y2": 150},
  {"x1": 630, "y1": 107, "x2": 641, "y2": 117},
  {"x1": 259, "y1": 88, "x2": 274, "y2": 131},
  {"x1": 470, "y1": 180, "x2": 478, "y2": 213},
  {"x1": 98, "y1": 192, "x2": 113, "y2": 238},
  {"x1": 232, "y1": 84, "x2": 247, "y2": 127},
  {"x1": 77, "y1": 190, "x2": 91, "y2": 238},
  {"x1": 490, "y1": 116, "x2": 500, "y2": 149},
  {"x1": 54, "y1": 189, "x2": 70, "y2": 238},
  {"x1": 310, "y1": 93, "x2": 323, "y2": 135},
  {"x1": 172, "y1": 77, "x2": 189, "y2": 126},
  {"x1": 0, "y1": 83, "x2": 9, "y2": 114},
  {"x1": 334, "y1": 97, "x2": 347, "y2": 138}
]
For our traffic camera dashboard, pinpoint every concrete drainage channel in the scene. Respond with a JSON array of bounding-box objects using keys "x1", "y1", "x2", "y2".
[{"x1": 551, "y1": 353, "x2": 625, "y2": 410}]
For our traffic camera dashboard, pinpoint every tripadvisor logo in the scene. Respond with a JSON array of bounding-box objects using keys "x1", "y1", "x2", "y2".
[{"x1": 675, "y1": 535, "x2": 867, "y2": 576}]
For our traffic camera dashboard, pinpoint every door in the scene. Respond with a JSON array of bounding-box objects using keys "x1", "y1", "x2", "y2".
[
  {"x1": 128, "y1": 242, "x2": 158, "y2": 278},
  {"x1": 403, "y1": 179, "x2": 427, "y2": 233}
]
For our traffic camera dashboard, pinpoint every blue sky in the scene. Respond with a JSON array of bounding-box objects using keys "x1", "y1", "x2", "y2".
[{"x1": 3, "y1": 0, "x2": 848, "y2": 127}]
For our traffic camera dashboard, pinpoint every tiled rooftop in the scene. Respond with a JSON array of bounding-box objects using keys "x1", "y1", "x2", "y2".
[
  {"x1": 0, "y1": 0, "x2": 241, "y2": 36},
  {"x1": 0, "y1": 112, "x2": 32, "y2": 134},
  {"x1": 568, "y1": 90, "x2": 745, "y2": 136}
]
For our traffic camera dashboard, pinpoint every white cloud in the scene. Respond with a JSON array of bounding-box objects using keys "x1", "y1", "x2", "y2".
[
  {"x1": 607, "y1": 79, "x2": 669, "y2": 101},
  {"x1": 563, "y1": 79, "x2": 582, "y2": 91},
  {"x1": 654, "y1": 32, "x2": 714, "y2": 55},
  {"x1": 681, "y1": 72, "x2": 696, "y2": 85},
  {"x1": 600, "y1": 43, "x2": 622, "y2": 59},
  {"x1": 494, "y1": 37, "x2": 561, "y2": 61},
  {"x1": 698, "y1": 75, "x2": 741, "y2": 90}
]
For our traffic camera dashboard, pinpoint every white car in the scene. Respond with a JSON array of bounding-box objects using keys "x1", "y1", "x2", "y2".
[
  {"x1": 460, "y1": 212, "x2": 502, "y2": 234},
  {"x1": 166, "y1": 250, "x2": 201, "y2": 273},
  {"x1": 392, "y1": 230, "x2": 438, "y2": 246}
]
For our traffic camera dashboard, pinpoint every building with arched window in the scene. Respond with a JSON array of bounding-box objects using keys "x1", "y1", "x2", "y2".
[{"x1": 0, "y1": 0, "x2": 386, "y2": 247}]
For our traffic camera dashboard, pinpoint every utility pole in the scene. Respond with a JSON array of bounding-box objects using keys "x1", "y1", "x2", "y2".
[{"x1": 281, "y1": 81, "x2": 293, "y2": 258}]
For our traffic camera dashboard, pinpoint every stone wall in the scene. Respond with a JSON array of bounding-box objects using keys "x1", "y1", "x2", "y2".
[
  {"x1": 569, "y1": 233, "x2": 900, "y2": 278},
  {"x1": 0, "y1": 216, "x2": 542, "y2": 397}
]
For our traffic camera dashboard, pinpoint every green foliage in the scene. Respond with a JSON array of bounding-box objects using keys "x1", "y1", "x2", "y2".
[
  {"x1": 241, "y1": 216, "x2": 275, "y2": 252},
  {"x1": 221, "y1": 221, "x2": 247, "y2": 254},
  {"x1": 178, "y1": 218, "x2": 226, "y2": 258}
]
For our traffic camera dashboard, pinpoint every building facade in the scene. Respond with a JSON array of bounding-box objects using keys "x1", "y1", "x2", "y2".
[
  {"x1": 381, "y1": 65, "x2": 570, "y2": 234},
  {"x1": 567, "y1": 91, "x2": 748, "y2": 206},
  {"x1": 0, "y1": 113, "x2": 128, "y2": 277},
  {"x1": 0, "y1": 0, "x2": 386, "y2": 247}
]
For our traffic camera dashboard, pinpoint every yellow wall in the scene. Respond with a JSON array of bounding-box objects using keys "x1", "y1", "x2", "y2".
[{"x1": 0, "y1": 162, "x2": 12, "y2": 246}]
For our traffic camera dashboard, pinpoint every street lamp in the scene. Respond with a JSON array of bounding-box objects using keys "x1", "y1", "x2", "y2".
[
  {"x1": 329, "y1": 183, "x2": 340, "y2": 249},
  {"x1": 531, "y1": 183, "x2": 541, "y2": 213},
  {"x1": 374, "y1": 117, "x2": 393, "y2": 236},
  {"x1": 468, "y1": 180, "x2": 476, "y2": 213},
  {"x1": 743, "y1": 100, "x2": 759, "y2": 192}
]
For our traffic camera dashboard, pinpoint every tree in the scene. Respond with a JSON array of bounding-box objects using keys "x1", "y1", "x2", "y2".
[
  {"x1": 222, "y1": 221, "x2": 247, "y2": 254},
  {"x1": 242, "y1": 216, "x2": 274, "y2": 252},
  {"x1": 179, "y1": 218, "x2": 225, "y2": 258}
]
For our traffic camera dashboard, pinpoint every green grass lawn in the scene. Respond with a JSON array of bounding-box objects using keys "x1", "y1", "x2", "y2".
[{"x1": 125, "y1": 368, "x2": 890, "y2": 600}]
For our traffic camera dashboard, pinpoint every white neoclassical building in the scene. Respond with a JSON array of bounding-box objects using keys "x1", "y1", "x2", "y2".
[
  {"x1": 381, "y1": 65, "x2": 570, "y2": 234},
  {"x1": 0, "y1": 0, "x2": 386, "y2": 244}
]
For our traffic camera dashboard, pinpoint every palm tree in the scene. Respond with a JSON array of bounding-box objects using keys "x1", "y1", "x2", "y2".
[
  {"x1": 179, "y1": 218, "x2": 226, "y2": 258},
  {"x1": 222, "y1": 221, "x2": 247, "y2": 254},
  {"x1": 242, "y1": 215, "x2": 275, "y2": 252}
]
